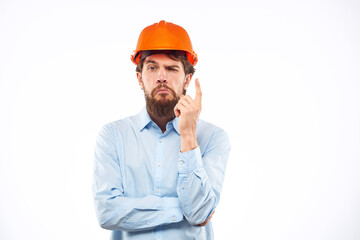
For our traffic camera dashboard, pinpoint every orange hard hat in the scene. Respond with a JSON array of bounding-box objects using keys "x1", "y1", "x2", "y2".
[{"x1": 131, "y1": 20, "x2": 198, "y2": 66}]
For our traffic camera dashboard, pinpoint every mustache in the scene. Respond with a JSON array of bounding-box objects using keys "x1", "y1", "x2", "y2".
[{"x1": 150, "y1": 84, "x2": 176, "y2": 97}]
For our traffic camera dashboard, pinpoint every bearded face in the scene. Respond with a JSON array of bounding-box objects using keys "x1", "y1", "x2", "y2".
[
  {"x1": 144, "y1": 84, "x2": 186, "y2": 118},
  {"x1": 137, "y1": 53, "x2": 192, "y2": 119}
]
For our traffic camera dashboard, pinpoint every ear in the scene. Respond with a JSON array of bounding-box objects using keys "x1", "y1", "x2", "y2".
[
  {"x1": 183, "y1": 73, "x2": 193, "y2": 90},
  {"x1": 137, "y1": 72, "x2": 144, "y2": 89}
]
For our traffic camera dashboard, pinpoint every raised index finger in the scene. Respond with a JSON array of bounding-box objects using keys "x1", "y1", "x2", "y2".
[{"x1": 194, "y1": 78, "x2": 202, "y2": 106}]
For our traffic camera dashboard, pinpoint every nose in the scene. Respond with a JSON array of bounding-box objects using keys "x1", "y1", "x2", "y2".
[{"x1": 157, "y1": 67, "x2": 167, "y2": 84}]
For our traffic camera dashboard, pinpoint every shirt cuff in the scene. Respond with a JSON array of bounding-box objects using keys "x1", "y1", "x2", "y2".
[
  {"x1": 165, "y1": 207, "x2": 184, "y2": 224},
  {"x1": 161, "y1": 197, "x2": 183, "y2": 224},
  {"x1": 178, "y1": 146, "x2": 203, "y2": 174}
]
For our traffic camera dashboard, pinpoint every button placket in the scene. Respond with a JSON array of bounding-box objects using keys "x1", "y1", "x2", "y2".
[
  {"x1": 154, "y1": 226, "x2": 163, "y2": 240},
  {"x1": 154, "y1": 135, "x2": 164, "y2": 196}
]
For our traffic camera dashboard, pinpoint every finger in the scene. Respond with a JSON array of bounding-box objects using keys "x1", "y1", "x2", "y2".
[
  {"x1": 174, "y1": 96, "x2": 186, "y2": 117},
  {"x1": 198, "y1": 210, "x2": 215, "y2": 227},
  {"x1": 174, "y1": 103, "x2": 181, "y2": 117},
  {"x1": 182, "y1": 95, "x2": 198, "y2": 110},
  {"x1": 194, "y1": 78, "x2": 202, "y2": 106},
  {"x1": 178, "y1": 96, "x2": 197, "y2": 112},
  {"x1": 174, "y1": 99, "x2": 193, "y2": 118},
  {"x1": 180, "y1": 95, "x2": 194, "y2": 105},
  {"x1": 174, "y1": 106, "x2": 180, "y2": 117},
  {"x1": 177, "y1": 99, "x2": 192, "y2": 111}
]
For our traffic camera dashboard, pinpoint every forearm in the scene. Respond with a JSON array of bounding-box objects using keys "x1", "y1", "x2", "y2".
[
  {"x1": 177, "y1": 128, "x2": 230, "y2": 225},
  {"x1": 94, "y1": 193, "x2": 183, "y2": 231},
  {"x1": 176, "y1": 147, "x2": 217, "y2": 225},
  {"x1": 180, "y1": 134, "x2": 198, "y2": 153}
]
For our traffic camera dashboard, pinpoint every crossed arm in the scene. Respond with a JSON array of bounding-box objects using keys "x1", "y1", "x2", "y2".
[{"x1": 92, "y1": 123, "x2": 230, "y2": 232}]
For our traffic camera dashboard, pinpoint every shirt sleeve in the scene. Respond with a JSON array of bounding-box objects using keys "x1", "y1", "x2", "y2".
[
  {"x1": 176, "y1": 128, "x2": 231, "y2": 225},
  {"x1": 92, "y1": 124, "x2": 183, "y2": 232}
]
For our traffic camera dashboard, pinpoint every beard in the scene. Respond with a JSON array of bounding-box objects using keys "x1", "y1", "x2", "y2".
[{"x1": 144, "y1": 84, "x2": 185, "y2": 118}]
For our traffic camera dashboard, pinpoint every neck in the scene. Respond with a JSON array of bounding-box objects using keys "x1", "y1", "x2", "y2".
[{"x1": 147, "y1": 111, "x2": 174, "y2": 133}]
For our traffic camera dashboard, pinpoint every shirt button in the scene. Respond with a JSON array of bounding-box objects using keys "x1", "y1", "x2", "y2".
[
  {"x1": 179, "y1": 160, "x2": 184, "y2": 165},
  {"x1": 157, "y1": 162, "x2": 161, "y2": 166},
  {"x1": 172, "y1": 217, "x2": 176, "y2": 221},
  {"x1": 159, "y1": 139, "x2": 162, "y2": 143},
  {"x1": 182, "y1": 185, "x2": 185, "y2": 189},
  {"x1": 156, "y1": 188, "x2": 160, "y2": 193},
  {"x1": 146, "y1": 221, "x2": 150, "y2": 225}
]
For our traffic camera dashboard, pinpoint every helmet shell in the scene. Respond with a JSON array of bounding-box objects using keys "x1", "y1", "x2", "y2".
[{"x1": 131, "y1": 20, "x2": 198, "y2": 66}]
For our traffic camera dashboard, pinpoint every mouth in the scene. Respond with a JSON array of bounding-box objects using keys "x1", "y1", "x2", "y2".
[
  {"x1": 150, "y1": 85, "x2": 177, "y2": 99},
  {"x1": 155, "y1": 88, "x2": 171, "y2": 95}
]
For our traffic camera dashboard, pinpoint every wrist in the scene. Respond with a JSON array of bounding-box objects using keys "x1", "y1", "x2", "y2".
[{"x1": 180, "y1": 134, "x2": 198, "y2": 153}]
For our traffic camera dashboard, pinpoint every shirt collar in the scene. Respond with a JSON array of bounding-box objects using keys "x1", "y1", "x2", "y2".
[
  {"x1": 138, "y1": 107, "x2": 152, "y2": 131},
  {"x1": 138, "y1": 107, "x2": 180, "y2": 135},
  {"x1": 172, "y1": 116, "x2": 180, "y2": 135}
]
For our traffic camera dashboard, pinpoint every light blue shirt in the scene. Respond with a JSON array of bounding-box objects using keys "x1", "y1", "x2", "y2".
[{"x1": 93, "y1": 107, "x2": 231, "y2": 240}]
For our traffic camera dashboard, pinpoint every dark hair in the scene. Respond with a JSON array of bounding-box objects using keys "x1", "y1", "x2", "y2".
[{"x1": 135, "y1": 50, "x2": 196, "y2": 75}]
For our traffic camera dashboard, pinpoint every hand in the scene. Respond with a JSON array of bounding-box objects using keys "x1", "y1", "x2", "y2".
[
  {"x1": 174, "y1": 78, "x2": 202, "y2": 152},
  {"x1": 198, "y1": 210, "x2": 215, "y2": 227}
]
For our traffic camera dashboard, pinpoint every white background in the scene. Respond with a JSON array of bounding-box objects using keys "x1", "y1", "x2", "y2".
[{"x1": 1, "y1": 0, "x2": 359, "y2": 239}]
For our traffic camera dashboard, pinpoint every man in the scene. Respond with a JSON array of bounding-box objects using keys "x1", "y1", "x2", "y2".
[{"x1": 93, "y1": 20, "x2": 231, "y2": 240}]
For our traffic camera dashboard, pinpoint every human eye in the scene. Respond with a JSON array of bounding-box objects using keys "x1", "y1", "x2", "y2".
[
  {"x1": 167, "y1": 67, "x2": 179, "y2": 72},
  {"x1": 148, "y1": 65, "x2": 157, "y2": 71}
]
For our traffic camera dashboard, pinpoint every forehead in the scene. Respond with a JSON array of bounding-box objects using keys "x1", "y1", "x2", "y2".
[{"x1": 144, "y1": 54, "x2": 182, "y2": 66}]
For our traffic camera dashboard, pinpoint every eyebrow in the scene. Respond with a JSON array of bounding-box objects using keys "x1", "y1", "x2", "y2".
[
  {"x1": 144, "y1": 60, "x2": 157, "y2": 65},
  {"x1": 166, "y1": 65, "x2": 180, "y2": 69},
  {"x1": 144, "y1": 60, "x2": 180, "y2": 69}
]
